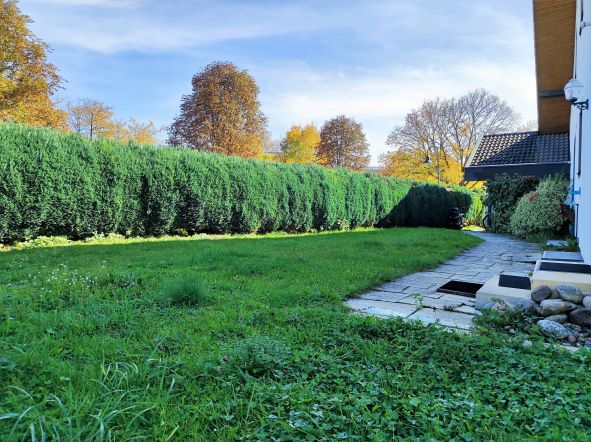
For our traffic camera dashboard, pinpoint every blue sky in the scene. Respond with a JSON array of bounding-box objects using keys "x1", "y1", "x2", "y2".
[{"x1": 21, "y1": 0, "x2": 537, "y2": 164}]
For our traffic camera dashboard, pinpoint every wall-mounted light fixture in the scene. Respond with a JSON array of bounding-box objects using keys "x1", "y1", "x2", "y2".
[
  {"x1": 564, "y1": 78, "x2": 589, "y2": 110},
  {"x1": 563, "y1": 78, "x2": 586, "y2": 209}
]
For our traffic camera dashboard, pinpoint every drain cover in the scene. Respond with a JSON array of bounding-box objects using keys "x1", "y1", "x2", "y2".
[
  {"x1": 437, "y1": 280, "x2": 483, "y2": 298},
  {"x1": 539, "y1": 262, "x2": 591, "y2": 274},
  {"x1": 499, "y1": 274, "x2": 531, "y2": 290}
]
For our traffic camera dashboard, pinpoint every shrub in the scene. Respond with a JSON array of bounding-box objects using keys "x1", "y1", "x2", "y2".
[
  {"x1": 391, "y1": 184, "x2": 482, "y2": 227},
  {"x1": 484, "y1": 176, "x2": 540, "y2": 233},
  {"x1": 159, "y1": 275, "x2": 210, "y2": 307},
  {"x1": 509, "y1": 176, "x2": 569, "y2": 240},
  {"x1": 0, "y1": 123, "x2": 482, "y2": 242}
]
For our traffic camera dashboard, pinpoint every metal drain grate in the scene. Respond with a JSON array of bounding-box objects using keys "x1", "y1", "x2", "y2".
[
  {"x1": 539, "y1": 262, "x2": 591, "y2": 274},
  {"x1": 437, "y1": 280, "x2": 483, "y2": 298},
  {"x1": 499, "y1": 274, "x2": 531, "y2": 290}
]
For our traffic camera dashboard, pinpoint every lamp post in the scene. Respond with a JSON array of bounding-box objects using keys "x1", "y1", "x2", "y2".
[{"x1": 423, "y1": 151, "x2": 441, "y2": 186}]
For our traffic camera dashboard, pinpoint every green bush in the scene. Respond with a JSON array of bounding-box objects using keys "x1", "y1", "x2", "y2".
[
  {"x1": 509, "y1": 176, "x2": 569, "y2": 240},
  {"x1": 391, "y1": 184, "x2": 482, "y2": 227},
  {"x1": 484, "y1": 176, "x2": 540, "y2": 233},
  {"x1": 0, "y1": 123, "x2": 482, "y2": 242}
]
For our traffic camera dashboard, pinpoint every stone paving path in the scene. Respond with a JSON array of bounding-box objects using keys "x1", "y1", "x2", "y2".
[{"x1": 346, "y1": 231, "x2": 541, "y2": 331}]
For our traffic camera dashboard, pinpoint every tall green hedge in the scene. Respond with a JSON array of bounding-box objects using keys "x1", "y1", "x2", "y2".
[{"x1": 0, "y1": 123, "x2": 482, "y2": 243}]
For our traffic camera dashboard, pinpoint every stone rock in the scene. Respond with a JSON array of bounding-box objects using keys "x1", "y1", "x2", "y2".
[
  {"x1": 568, "y1": 335, "x2": 577, "y2": 344},
  {"x1": 545, "y1": 314, "x2": 568, "y2": 324},
  {"x1": 523, "y1": 304, "x2": 539, "y2": 316},
  {"x1": 538, "y1": 299, "x2": 578, "y2": 316},
  {"x1": 531, "y1": 285, "x2": 552, "y2": 303},
  {"x1": 569, "y1": 308, "x2": 591, "y2": 328},
  {"x1": 583, "y1": 296, "x2": 591, "y2": 309},
  {"x1": 555, "y1": 285, "x2": 584, "y2": 304},
  {"x1": 537, "y1": 320, "x2": 570, "y2": 339},
  {"x1": 550, "y1": 289, "x2": 562, "y2": 299}
]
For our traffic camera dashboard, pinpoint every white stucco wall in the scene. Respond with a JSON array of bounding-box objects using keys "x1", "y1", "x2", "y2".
[{"x1": 571, "y1": 0, "x2": 591, "y2": 262}]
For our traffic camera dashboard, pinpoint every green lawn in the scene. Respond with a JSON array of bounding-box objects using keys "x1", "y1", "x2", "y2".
[{"x1": 1, "y1": 228, "x2": 590, "y2": 440}]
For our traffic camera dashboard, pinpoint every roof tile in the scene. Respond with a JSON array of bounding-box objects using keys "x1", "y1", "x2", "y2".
[{"x1": 467, "y1": 131, "x2": 569, "y2": 167}]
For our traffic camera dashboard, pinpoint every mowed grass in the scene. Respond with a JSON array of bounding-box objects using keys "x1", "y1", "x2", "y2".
[{"x1": 0, "y1": 228, "x2": 590, "y2": 441}]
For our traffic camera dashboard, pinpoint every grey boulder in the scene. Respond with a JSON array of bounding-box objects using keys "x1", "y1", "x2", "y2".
[
  {"x1": 537, "y1": 320, "x2": 570, "y2": 339},
  {"x1": 545, "y1": 314, "x2": 568, "y2": 324},
  {"x1": 569, "y1": 308, "x2": 591, "y2": 328},
  {"x1": 554, "y1": 285, "x2": 583, "y2": 304},
  {"x1": 583, "y1": 296, "x2": 591, "y2": 309},
  {"x1": 538, "y1": 299, "x2": 577, "y2": 316},
  {"x1": 531, "y1": 285, "x2": 552, "y2": 303}
]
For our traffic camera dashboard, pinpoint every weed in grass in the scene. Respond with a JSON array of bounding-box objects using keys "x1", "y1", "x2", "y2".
[
  {"x1": 473, "y1": 301, "x2": 535, "y2": 334},
  {"x1": 220, "y1": 335, "x2": 290, "y2": 378},
  {"x1": 410, "y1": 292, "x2": 424, "y2": 310},
  {"x1": 158, "y1": 275, "x2": 210, "y2": 307}
]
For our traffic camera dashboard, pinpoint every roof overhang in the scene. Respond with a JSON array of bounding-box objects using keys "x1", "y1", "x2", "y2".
[
  {"x1": 464, "y1": 162, "x2": 570, "y2": 181},
  {"x1": 533, "y1": 0, "x2": 576, "y2": 133}
]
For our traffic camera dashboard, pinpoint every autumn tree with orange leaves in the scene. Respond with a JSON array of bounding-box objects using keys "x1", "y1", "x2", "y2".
[
  {"x1": 0, "y1": 0, "x2": 67, "y2": 129},
  {"x1": 168, "y1": 62, "x2": 267, "y2": 158},
  {"x1": 317, "y1": 115, "x2": 370, "y2": 171}
]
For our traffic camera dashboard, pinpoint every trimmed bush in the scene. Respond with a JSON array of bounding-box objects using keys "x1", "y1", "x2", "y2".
[
  {"x1": 484, "y1": 176, "x2": 540, "y2": 233},
  {"x1": 0, "y1": 123, "x2": 482, "y2": 242},
  {"x1": 509, "y1": 176, "x2": 569, "y2": 240}
]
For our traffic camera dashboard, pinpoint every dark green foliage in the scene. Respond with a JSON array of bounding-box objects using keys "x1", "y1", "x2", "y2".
[
  {"x1": 0, "y1": 123, "x2": 482, "y2": 242},
  {"x1": 484, "y1": 175, "x2": 540, "y2": 233},
  {"x1": 391, "y1": 184, "x2": 482, "y2": 227}
]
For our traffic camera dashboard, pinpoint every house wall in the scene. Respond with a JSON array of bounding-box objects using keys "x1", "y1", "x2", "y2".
[{"x1": 571, "y1": 0, "x2": 591, "y2": 261}]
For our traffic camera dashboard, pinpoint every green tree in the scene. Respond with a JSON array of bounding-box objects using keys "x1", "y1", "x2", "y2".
[
  {"x1": 168, "y1": 61, "x2": 267, "y2": 158},
  {"x1": 317, "y1": 115, "x2": 370, "y2": 170},
  {"x1": 279, "y1": 123, "x2": 320, "y2": 164},
  {"x1": 0, "y1": 0, "x2": 67, "y2": 129}
]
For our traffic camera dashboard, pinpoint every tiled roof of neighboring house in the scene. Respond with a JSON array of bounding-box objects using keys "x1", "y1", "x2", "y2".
[
  {"x1": 464, "y1": 131, "x2": 570, "y2": 181},
  {"x1": 467, "y1": 131, "x2": 569, "y2": 167}
]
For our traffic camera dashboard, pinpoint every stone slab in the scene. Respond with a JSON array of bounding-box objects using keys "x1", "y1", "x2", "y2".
[
  {"x1": 378, "y1": 282, "x2": 409, "y2": 293},
  {"x1": 345, "y1": 299, "x2": 417, "y2": 317},
  {"x1": 360, "y1": 291, "x2": 407, "y2": 303},
  {"x1": 407, "y1": 309, "x2": 473, "y2": 330},
  {"x1": 398, "y1": 295, "x2": 465, "y2": 310},
  {"x1": 475, "y1": 275, "x2": 533, "y2": 310},
  {"x1": 547, "y1": 240, "x2": 569, "y2": 247}
]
